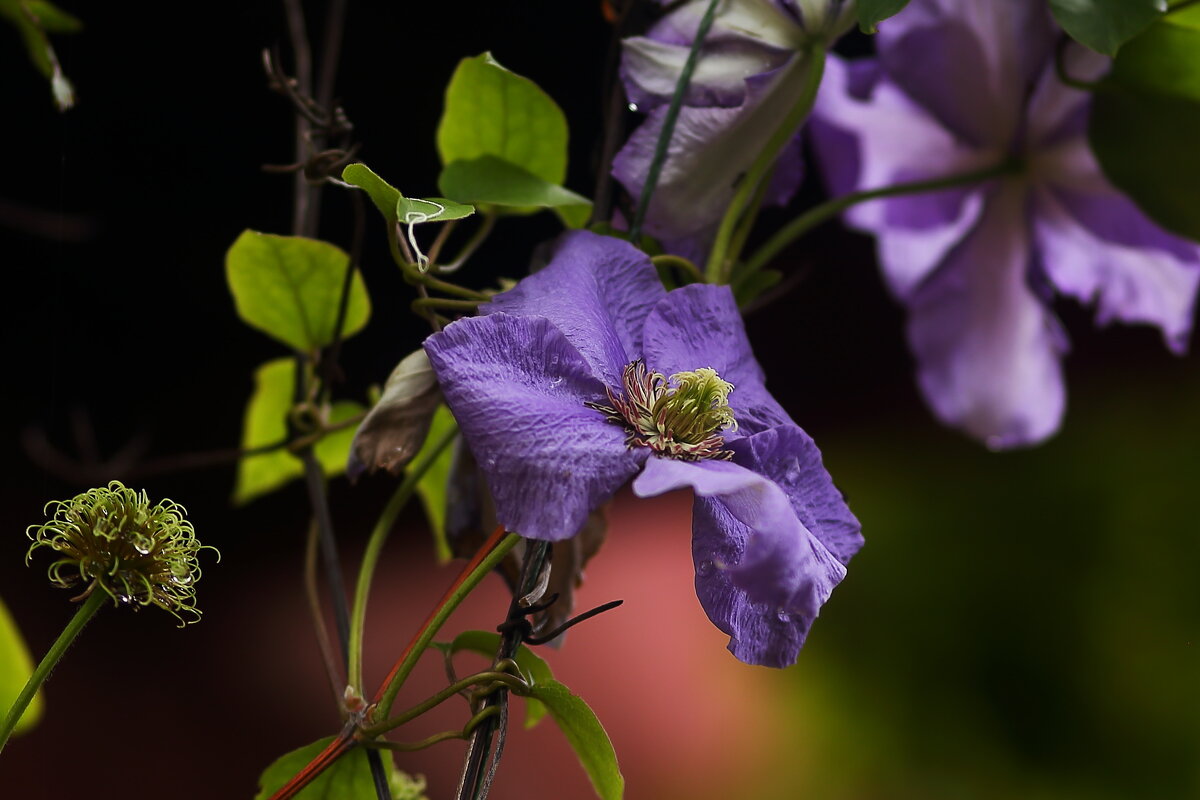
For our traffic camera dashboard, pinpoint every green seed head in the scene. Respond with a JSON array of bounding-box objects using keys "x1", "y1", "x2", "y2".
[{"x1": 26, "y1": 481, "x2": 217, "y2": 626}]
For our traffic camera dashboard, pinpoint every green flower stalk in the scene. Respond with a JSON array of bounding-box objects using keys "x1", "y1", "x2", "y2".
[
  {"x1": 26, "y1": 481, "x2": 215, "y2": 625},
  {"x1": 1, "y1": 482, "x2": 215, "y2": 754}
]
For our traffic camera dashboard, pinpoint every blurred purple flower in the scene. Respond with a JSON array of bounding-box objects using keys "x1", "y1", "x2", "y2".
[
  {"x1": 613, "y1": 0, "x2": 853, "y2": 254},
  {"x1": 424, "y1": 231, "x2": 861, "y2": 667},
  {"x1": 811, "y1": 0, "x2": 1200, "y2": 448}
]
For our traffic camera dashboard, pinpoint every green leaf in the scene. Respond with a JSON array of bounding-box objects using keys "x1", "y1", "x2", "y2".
[
  {"x1": 0, "y1": 596, "x2": 42, "y2": 736},
  {"x1": 1049, "y1": 0, "x2": 1165, "y2": 56},
  {"x1": 0, "y1": 0, "x2": 79, "y2": 109},
  {"x1": 341, "y1": 163, "x2": 402, "y2": 223},
  {"x1": 225, "y1": 230, "x2": 371, "y2": 352},
  {"x1": 409, "y1": 405, "x2": 459, "y2": 564},
  {"x1": 395, "y1": 197, "x2": 475, "y2": 224},
  {"x1": 255, "y1": 736, "x2": 427, "y2": 800},
  {"x1": 436, "y1": 631, "x2": 623, "y2": 797},
  {"x1": 436, "y1": 630, "x2": 552, "y2": 728},
  {"x1": 439, "y1": 155, "x2": 591, "y2": 228},
  {"x1": 856, "y1": 0, "x2": 910, "y2": 33},
  {"x1": 234, "y1": 359, "x2": 364, "y2": 504},
  {"x1": 437, "y1": 52, "x2": 569, "y2": 185},
  {"x1": 1088, "y1": 15, "x2": 1200, "y2": 241},
  {"x1": 23, "y1": 1, "x2": 80, "y2": 31},
  {"x1": 528, "y1": 680, "x2": 623, "y2": 800}
]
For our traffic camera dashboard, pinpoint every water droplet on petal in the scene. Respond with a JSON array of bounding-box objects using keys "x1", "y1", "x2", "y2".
[
  {"x1": 549, "y1": 376, "x2": 564, "y2": 388},
  {"x1": 776, "y1": 609, "x2": 790, "y2": 623},
  {"x1": 627, "y1": 102, "x2": 639, "y2": 112},
  {"x1": 696, "y1": 559, "x2": 714, "y2": 577}
]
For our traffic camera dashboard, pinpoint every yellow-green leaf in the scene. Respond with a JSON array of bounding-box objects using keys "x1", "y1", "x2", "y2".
[
  {"x1": 0, "y1": 596, "x2": 42, "y2": 736},
  {"x1": 234, "y1": 358, "x2": 364, "y2": 504},
  {"x1": 255, "y1": 736, "x2": 427, "y2": 800},
  {"x1": 225, "y1": 230, "x2": 371, "y2": 352},
  {"x1": 437, "y1": 53, "x2": 568, "y2": 185}
]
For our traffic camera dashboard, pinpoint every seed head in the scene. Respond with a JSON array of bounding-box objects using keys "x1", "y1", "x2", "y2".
[{"x1": 26, "y1": 481, "x2": 217, "y2": 626}]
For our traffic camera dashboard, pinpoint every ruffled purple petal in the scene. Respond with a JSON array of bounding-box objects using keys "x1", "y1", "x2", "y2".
[
  {"x1": 613, "y1": 54, "x2": 816, "y2": 243},
  {"x1": 632, "y1": 456, "x2": 847, "y2": 667},
  {"x1": 641, "y1": 283, "x2": 793, "y2": 435},
  {"x1": 908, "y1": 182, "x2": 1067, "y2": 448},
  {"x1": 425, "y1": 313, "x2": 647, "y2": 540},
  {"x1": 483, "y1": 231, "x2": 666, "y2": 388},
  {"x1": 1024, "y1": 45, "x2": 1109, "y2": 148},
  {"x1": 811, "y1": 55, "x2": 998, "y2": 297},
  {"x1": 1032, "y1": 187, "x2": 1200, "y2": 354},
  {"x1": 728, "y1": 425, "x2": 861, "y2": 565},
  {"x1": 875, "y1": 0, "x2": 1054, "y2": 147}
]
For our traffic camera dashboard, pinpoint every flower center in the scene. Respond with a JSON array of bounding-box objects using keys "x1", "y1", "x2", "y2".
[{"x1": 587, "y1": 360, "x2": 737, "y2": 461}]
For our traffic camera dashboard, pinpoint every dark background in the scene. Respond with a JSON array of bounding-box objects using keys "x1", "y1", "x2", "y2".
[{"x1": 1, "y1": 2, "x2": 1197, "y2": 799}]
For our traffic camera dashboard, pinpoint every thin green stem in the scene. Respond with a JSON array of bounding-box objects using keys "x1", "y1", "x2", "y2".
[
  {"x1": 0, "y1": 590, "x2": 106, "y2": 752},
  {"x1": 386, "y1": 224, "x2": 488, "y2": 301},
  {"x1": 1054, "y1": 35, "x2": 1102, "y2": 92},
  {"x1": 705, "y1": 46, "x2": 826, "y2": 285},
  {"x1": 650, "y1": 254, "x2": 704, "y2": 285},
  {"x1": 348, "y1": 422, "x2": 460, "y2": 693},
  {"x1": 439, "y1": 212, "x2": 496, "y2": 274},
  {"x1": 628, "y1": 0, "x2": 722, "y2": 242},
  {"x1": 361, "y1": 671, "x2": 526, "y2": 738},
  {"x1": 367, "y1": 706, "x2": 502, "y2": 752},
  {"x1": 373, "y1": 531, "x2": 521, "y2": 717},
  {"x1": 412, "y1": 297, "x2": 481, "y2": 314},
  {"x1": 738, "y1": 159, "x2": 1021, "y2": 281}
]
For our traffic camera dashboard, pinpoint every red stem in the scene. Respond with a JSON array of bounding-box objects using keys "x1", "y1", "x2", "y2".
[
  {"x1": 371, "y1": 524, "x2": 508, "y2": 704},
  {"x1": 265, "y1": 728, "x2": 358, "y2": 800},
  {"x1": 263, "y1": 525, "x2": 510, "y2": 798}
]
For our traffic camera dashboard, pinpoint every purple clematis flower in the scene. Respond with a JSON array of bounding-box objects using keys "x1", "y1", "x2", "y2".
[
  {"x1": 811, "y1": 0, "x2": 1200, "y2": 448},
  {"x1": 424, "y1": 231, "x2": 861, "y2": 667},
  {"x1": 613, "y1": 0, "x2": 854, "y2": 253}
]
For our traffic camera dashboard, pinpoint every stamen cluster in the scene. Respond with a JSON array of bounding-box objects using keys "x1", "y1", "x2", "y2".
[
  {"x1": 588, "y1": 360, "x2": 737, "y2": 461},
  {"x1": 26, "y1": 481, "x2": 216, "y2": 626}
]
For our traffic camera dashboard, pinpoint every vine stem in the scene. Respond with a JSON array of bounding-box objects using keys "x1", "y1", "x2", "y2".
[
  {"x1": 627, "y1": 0, "x2": 723, "y2": 242},
  {"x1": 0, "y1": 590, "x2": 106, "y2": 753},
  {"x1": 348, "y1": 422, "x2": 460, "y2": 693},
  {"x1": 455, "y1": 539, "x2": 551, "y2": 800},
  {"x1": 736, "y1": 159, "x2": 1022, "y2": 282},
  {"x1": 374, "y1": 527, "x2": 520, "y2": 716},
  {"x1": 266, "y1": 528, "x2": 519, "y2": 800},
  {"x1": 705, "y1": 46, "x2": 826, "y2": 285}
]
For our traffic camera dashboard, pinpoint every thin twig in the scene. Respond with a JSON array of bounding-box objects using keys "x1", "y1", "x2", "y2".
[{"x1": 306, "y1": 518, "x2": 347, "y2": 711}]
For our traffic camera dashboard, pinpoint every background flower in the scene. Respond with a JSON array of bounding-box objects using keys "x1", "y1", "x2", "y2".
[
  {"x1": 424, "y1": 231, "x2": 861, "y2": 665},
  {"x1": 614, "y1": 0, "x2": 853, "y2": 254},
  {"x1": 811, "y1": 0, "x2": 1200, "y2": 448}
]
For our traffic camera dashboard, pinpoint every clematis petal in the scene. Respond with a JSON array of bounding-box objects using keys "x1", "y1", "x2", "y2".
[
  {"x1": 483, "y1": 231, "x2": 667, "y2": 387},
  {"x1": 632, "y1": 456, "x2": 846, "y2": 667},
  {"x1": 811, "y1": 55, "x2": 997, "y2": 297},
  {"x1": 728, "y1": 424, "x2": 861, "y2": 565},
  {"x1": 1033, "y1": 187, "x2": 1200, "y2": 354},
  {"x1": 621, "y1": 35, "x2": 793, "y2": 112},
  {"x1": 908, "y1": 182, "x2": 1067, "y2": 448},
  {"x1": 641, "y1": 283, "x2": 793, "y2": 435},
  {"x1": 874, "y1": 0, "x2": 1054, "y2": 147},
  {"x1": 425, "y1": 313, "x2": 647, "y2": 540},
  {"x1": 613, "y1": 54, "x2": 817, "y2": 243}
]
